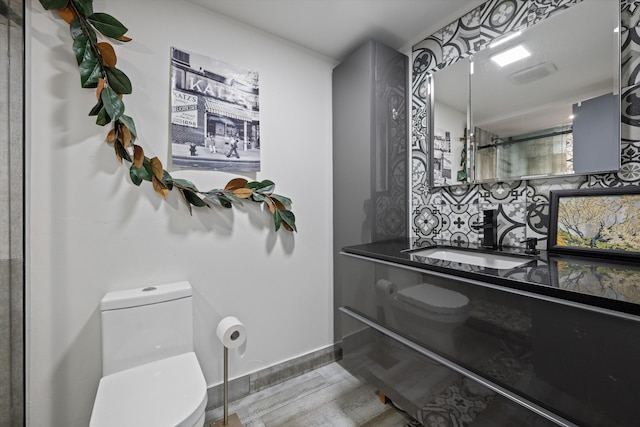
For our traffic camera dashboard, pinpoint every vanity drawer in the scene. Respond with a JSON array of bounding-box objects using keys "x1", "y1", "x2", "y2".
[
  {"x1": 339, "y1": 253, "x2": 640, "y2": 426},
  {"x1": 339, "y1": 310, "x2": 558, "y2": 427}
]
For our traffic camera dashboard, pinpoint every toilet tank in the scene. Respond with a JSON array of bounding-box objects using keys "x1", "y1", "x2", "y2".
[{"x1": 100, "y1": 281, "x2": 194, "y2": 376}]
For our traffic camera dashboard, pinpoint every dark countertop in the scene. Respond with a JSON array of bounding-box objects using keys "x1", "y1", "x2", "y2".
[{"x1": 341, "y1": 238, "x2": 640, "y2": 317}]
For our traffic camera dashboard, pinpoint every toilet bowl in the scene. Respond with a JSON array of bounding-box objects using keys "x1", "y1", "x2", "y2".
[
  {"x1": 90, "y1": 281, "x2": 207, "y2": 427},
  {"x1": 389, "y1": 282, "x2": 470, "y2": 353}
]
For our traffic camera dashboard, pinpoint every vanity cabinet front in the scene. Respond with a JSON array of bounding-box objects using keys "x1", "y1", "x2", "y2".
[{"x1": 338, "y1": 252, "x2": 640, "y2": 427}]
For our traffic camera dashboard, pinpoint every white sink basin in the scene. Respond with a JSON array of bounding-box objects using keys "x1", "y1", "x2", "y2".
[{"x1": 411, "y1": 248, "x2": 529, "y2": 269}]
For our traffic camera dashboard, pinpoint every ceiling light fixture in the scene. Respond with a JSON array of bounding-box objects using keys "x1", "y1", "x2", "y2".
[
  {"x1": 489, "y1": 30, "x2": 522, "y2": 48},
  {"x1": 490, "y1": 44, "x2": 531, "y2": 67}
]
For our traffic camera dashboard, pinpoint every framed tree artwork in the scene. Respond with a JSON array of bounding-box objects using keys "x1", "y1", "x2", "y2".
[{"x1": 548, "y1": 186, "x2": 640, "y2": 260}]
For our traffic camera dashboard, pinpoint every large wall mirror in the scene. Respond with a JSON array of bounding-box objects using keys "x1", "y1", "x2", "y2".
[
  {"x1": 431, "y1": 59, "x2": 469, "y2": 186},
  {"x1": 430, "y1": 0, "x2": 620, "y2": 187}
]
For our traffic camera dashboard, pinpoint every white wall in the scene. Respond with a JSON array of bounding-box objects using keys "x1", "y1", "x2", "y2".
[{"x1": 27, "y1": 0, "x2": 335, "y2": 425}]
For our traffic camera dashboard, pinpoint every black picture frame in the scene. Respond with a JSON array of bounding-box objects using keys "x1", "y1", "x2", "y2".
[{"x1": 548, "y1": 186, "x2": 640, "y2": 260}]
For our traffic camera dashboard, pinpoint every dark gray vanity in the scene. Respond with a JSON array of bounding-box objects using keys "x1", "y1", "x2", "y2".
[
  {"x1": 337, "y1": 240, "x2": 640, "y2": 426},
  {"x1": 333, "y1": 2, "x2": 638, "y2": 425}
]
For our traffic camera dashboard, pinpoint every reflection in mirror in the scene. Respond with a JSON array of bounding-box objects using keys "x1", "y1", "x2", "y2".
[
  {"x1": 431, "y1": 59, "x2": 470, "y2": 187},
  {"x1": 469, "y1": 0, "x2": 620, "y2": 182}
]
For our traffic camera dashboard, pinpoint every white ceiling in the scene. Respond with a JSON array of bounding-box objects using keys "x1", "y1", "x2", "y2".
[{"x1": 186, "y1": 0, "x2": 485, "y2": 62}]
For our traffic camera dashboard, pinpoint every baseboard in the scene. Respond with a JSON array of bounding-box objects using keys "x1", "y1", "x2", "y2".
[{"x1": 205, "y1": 343, "x2": 343, "y2": 411}]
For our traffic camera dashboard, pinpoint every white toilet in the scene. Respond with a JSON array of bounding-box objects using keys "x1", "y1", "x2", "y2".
[
  {"x1": 389, "y1": 282, "x2": 470, "y2": 353},
  {"x1": 90, "y1": 281, "x2": 207, "y2": 427}
]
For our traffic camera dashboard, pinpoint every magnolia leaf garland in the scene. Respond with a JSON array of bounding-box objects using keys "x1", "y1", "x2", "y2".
[{"x1": 40, "y1": 0, "x2": 297, "y2": 232}]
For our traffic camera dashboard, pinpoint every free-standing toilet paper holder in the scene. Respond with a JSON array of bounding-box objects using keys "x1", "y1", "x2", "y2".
[
  {"x1": 212, "y1": 345, "x2": 243, "y2": 427},
  {"x1": 212, "y1": 317, "x2": 246, "y2": 427}
]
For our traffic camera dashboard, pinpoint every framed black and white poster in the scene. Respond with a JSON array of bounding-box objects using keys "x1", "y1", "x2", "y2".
[{"x1": 170, "y1": 47, "x2": 260, "y2": 171}]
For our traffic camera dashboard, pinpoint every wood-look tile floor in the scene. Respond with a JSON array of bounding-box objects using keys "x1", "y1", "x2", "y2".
[{"x1": 205, "y1": 362, "x2": 416, "y2": 427}]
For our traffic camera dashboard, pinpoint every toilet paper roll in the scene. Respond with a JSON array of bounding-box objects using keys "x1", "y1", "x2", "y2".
[
  {"x1": 375, "y1": 279, "x2": 397, "y2": 297},
  {"x1": 216, "y1": 316, "x2": 247, "y2": 350}
]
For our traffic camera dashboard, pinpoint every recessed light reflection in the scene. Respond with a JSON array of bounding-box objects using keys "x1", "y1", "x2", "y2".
[{"x1": 490, "y1": 45, "x2": 531, "y2": 67}]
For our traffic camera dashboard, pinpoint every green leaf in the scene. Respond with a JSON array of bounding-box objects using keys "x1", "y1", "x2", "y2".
[
  {"x1": 129, "y1": 165, "x2": 143, "y2": 186},
  {"x1": 79, "y1": 57, "x2": 102, "y2": 88},
  {"x1": 203, "y1": 194, "x2": 222, "y2": 208},
  {"x1": 39, "y1": 0, "x2": 68, "y2": 10},
  {"x1": 114, "y1": 140, "x2": 130, "y2": 162},
  {"x1": 183, "y1": 189, "x2": 207, "y2": 207},
  {"x1": 71, "y1": 0, "x2": 93, "y2": 16},
  {"x1": 140, "y1": 158, "x2": 154, "y2": 180},
  {"x1": 178, "y1": 189, "x2": 194, "y2": 215},
  {"x1": 69, "y1": 17, "x2": 84, "y2": 40},
  {"x1": 172, "y1": 178, "x2": 199, "y2": 192},
  {"x1": 69, "y1": 16, "x2": 96, "y2": 44},
  {"x1": 130, "y1": 162, "x2": 152, "y2": 184},
  {"x1": 161, "y1": 170, "x2": 173, "y2": 190},
  {"x1": 100, "y1": 86, "x2": 125, "y2": 121},
  {"x1": 256, "y1": 184, "x2": 276, "y2": 194},
  {"x1": 72, "y1": 34, "x2": 92, "y2": 65},
  {"x1": 256, "y1": 182, "x2": 275, "y2": 195},
  {"x1": 271, "y1": 193, "x2": 292, "y2": 208},
  {"x1": 96, "y1": 106, "x2": 111, "y2": 126},
  {"x1": 251, "y1": 193, "x2": 265, "y2": 202},
  {"x1": 204, "y1": 189, "x2": 245, "y2": 206},
  {"x1": 88, "y1": 12, "x2": 128, "y2": 39},
  {"x1": 88, "y1": 99, "x2": 103, "y2": 116},
  {"x1": 247, "y1": 179, "x2": 275, "y2": 194},
  {"x1": 222, "y1": 192, "x2": 245, "y2": 206},
  {"x1": 118, "y1": 115, "x2": 137, "y2": 139},
  {"x1": 273, "y1": 209, "x2": 282, "y2": 231},
  {"x1": 204, "y1": 193, "x2": 233, "y2": 209},
  {"x1": 105, "y1": 66, "x2": 132, "y2": 94},
  {"x1": 280, "y1": 209, "x2": 297, "y2": 232},
  {"x1": 218, "y1": 195, "x2": 233, "y2": 208}
]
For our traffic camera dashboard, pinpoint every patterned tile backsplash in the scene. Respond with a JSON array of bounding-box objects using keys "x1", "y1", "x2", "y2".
[{"x1": 411, "y1": 0, "x2": 640, "y2": 249}]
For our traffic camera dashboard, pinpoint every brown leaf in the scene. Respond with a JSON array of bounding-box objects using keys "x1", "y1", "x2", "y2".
[
  {"x1": 282, "y1": 222, "x2": 293, "y2": 232},
  {"x1": 58, "y1": 6, "x2": 76, "y2": 24},
  {"x1": 114, "y1": 141, "x2": 123, "y2": 164},
  {"x1": 117, "y1": 35, "x2": 132, "y2": 42},
  {"x1": 96, "y1": 42, "x2": 117, "y2": 67},
  {"x1": 150, "y1": 157, "x2": 164, "y2": 180},
  {"x1": 264, "y1": 196, "x2": 275, "y2": 214},
  {"x1": 152, "y1": 176, "x2": 169, "y2": 199},
  {"x1": 120, "y1": 125, "x2": 131, "y2": 147},
  {"x1": 133, "y1": 145, "x2": 144, "y2": 168},
  {"x1": 273, "y1": 198, "x2": 286, "y2": 210},
  {"x1": 105, "y1": 128, "x2": 116, "y2": 143},
  {"x1": 224, "y1": 178, "x2": 248, "y2": 191},
  {"x1": 231, "y1": 188, "x2": 253, "y2": 199},
  {"x1": 96, "y1": 78, "x2": 105, "y2": 100}
]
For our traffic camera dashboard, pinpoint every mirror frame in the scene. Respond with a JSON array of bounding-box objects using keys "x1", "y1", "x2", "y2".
[{"x1": 426, "y1": 0, "x2": 621, "y2": 188}]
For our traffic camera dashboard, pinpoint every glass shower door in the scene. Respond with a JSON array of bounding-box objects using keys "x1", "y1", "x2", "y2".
[{"x1": 0, "y1": 0, "x2": 24, "y2": 425}]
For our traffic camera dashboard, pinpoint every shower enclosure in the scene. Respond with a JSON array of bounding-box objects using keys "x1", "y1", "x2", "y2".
[{"x1": 1, "y1": 0, "x2": 24, "y2": 425}]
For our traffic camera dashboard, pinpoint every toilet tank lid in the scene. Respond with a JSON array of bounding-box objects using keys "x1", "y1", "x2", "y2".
[{"x1": 101, "y1": 281, "x2": 192, "y2": 311}]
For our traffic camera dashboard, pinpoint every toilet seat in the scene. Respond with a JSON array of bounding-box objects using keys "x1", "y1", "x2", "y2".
[
  {"x1": 90, "y1": 352, "x2": 207, "y2": 427},
  {"x1": 397, "y1": 283, "x2": 469, "y2": 314}
]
